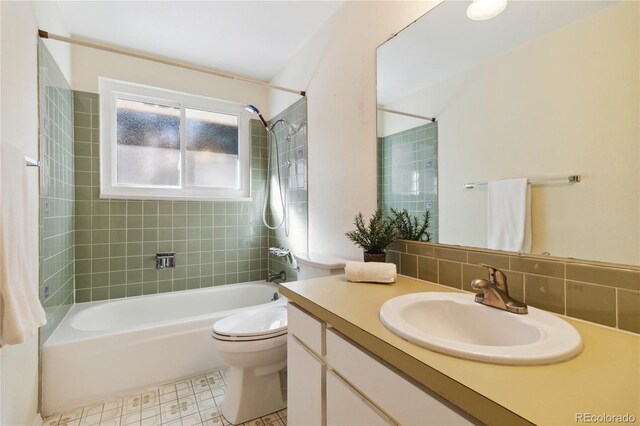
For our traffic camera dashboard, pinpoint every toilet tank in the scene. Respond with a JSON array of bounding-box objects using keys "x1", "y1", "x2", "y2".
[{"x1": 294, "y1": 253, "x2": 346, "y2": 280}]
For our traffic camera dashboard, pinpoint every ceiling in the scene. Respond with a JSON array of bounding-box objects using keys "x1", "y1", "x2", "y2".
[
  {"x1": 54, "y1": 1, "x2": 343, "y2": 81},
  {"x1": 377, "y1": 0, "x2": 620, "y2": 105}
]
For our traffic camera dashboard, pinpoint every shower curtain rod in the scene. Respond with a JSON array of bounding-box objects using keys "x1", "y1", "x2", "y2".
[
  {"x1": 38, "y1": 30, "x2": 306, "y2": 96},
  {"x1": 377, "y1": 106, "x2": 435, "y2": 122}
]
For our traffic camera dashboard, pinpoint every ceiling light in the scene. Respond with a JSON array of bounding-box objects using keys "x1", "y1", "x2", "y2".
[{"x1": 467, "y1": 0, "x2": 507, "y2": 21}]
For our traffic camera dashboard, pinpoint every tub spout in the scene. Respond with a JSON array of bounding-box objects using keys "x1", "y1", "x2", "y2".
[{"x1": 267, "y1": 271, "x2": 286, "y2": 283}]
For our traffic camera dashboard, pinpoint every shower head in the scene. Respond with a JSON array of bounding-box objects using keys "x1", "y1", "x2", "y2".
[{"x1": 245, "y1": 104, "x2": 269, "y2": 129}]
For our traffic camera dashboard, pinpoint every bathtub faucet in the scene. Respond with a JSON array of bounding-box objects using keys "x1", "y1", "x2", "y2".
[{"x1": 266, "y1": 271, "x2": 286, "y2": 283}]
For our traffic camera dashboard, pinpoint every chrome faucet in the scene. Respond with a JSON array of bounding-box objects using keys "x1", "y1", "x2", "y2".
[
  {"x1": 469, "y1": 264, "x2": 528, "y2": 314},
  {"x1": 266, "y1": 271, "x2": 286, "y2": 283}
]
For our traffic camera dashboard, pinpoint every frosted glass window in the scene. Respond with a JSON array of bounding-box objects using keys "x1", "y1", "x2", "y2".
[
  {"x1": 116, "y1": 99, "x2": 180, "y2": 186},
  {"x1": 100, "y1": 78, "x2": 250, "y2": 200},
  {"x1": 185, "y1": 108, "x2": 239, "y2": 188}
]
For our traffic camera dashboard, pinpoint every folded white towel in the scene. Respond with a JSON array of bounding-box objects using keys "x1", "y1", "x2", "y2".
[
  {"x1": 345, "y1": 261, "x2": 396, "y2": 284},
  {"x1": 0, "y1": 144, "x2": 46, "y2": 346},
  {"x1": 487, "y1": 178, "x2": 532, "y2": 253}
]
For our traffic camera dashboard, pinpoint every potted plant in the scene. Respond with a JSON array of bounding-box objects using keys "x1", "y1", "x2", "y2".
[
  {"x1": 391, "y1": 208, "x2": 432, "y2": 242},
  {"x1": 345, "y1": 209, "x2": 398, "y2": 262}
]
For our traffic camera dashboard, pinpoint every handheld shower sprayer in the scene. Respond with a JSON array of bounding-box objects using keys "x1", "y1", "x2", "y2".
[
  {"x1": 245, "y1": 104, "x2": 269, "y2": 129},
  {"x1": 245, "y1": 104, "x2": 289, "y2": 236}
]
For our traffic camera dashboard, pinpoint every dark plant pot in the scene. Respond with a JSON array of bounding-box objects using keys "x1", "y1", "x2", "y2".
[{"x1": 364, "y1": 252, "x2": 386, "y2": 263}]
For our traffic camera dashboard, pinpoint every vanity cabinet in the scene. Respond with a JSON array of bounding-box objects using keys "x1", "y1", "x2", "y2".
[{"x1": 287, "y1": 303, "x2": 475, "y2": 426}]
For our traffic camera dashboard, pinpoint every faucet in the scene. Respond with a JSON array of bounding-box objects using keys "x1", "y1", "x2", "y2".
[
  {"x1": 469, "y1": 264, "x2": 528, "y2": 314},
  {"x1": 267, "y1": 271, "x2": 286, "y2": 283}
]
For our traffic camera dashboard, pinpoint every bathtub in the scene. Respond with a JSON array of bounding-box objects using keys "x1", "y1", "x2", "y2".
[{"x1": 42, "y1": 281, "x2": 284, "y2": 415}]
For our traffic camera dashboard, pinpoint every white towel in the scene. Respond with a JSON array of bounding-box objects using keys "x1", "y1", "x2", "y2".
[
  {"x1": 0, "y1": 144, "x2": 46, "y2": 346},
  {"x1": 487, "y1": 178, "x2": 532, "y2": 253},
  {"x1": 345, "y1": 261, "x2": 396, "y2": 284}
]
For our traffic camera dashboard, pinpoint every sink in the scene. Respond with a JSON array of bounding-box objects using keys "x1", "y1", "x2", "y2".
[{"x1": 379, "y1": 292, "x2": 582, "y2": 365}]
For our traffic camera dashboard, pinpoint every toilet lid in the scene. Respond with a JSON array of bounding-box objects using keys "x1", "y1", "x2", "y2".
[{"x1": 212, "y1": 306, "x2": 288, "y2": 338}]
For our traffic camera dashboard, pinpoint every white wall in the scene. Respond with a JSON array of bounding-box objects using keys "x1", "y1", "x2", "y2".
[
  {"x1": 269, "y1": 1, "x2": 439, "y2": 260},
  {"x1": 71, "y1": 45, "x2": 270, "y2": 117},
  {"x1": 380, "y1": 2, "x2": 639, "y2": 265},
  {"x1": 0, "y1": 2, "x2": 70, "y2": 424}
]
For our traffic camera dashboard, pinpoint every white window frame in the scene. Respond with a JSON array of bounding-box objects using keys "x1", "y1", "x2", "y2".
[{"x1": 99, "y1": 78, "x2": 251, "y2": 200}]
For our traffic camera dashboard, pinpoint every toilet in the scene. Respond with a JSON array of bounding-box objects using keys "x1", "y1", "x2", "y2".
[
  {"x1": 211, "y1": 255, "x2": 344, "y2": 424},
  {"x1": 211, "y1": 302, "x2": 288, "y2": 424},
  {"x1": 294, "y1": 252, "x2": 346, "y2": 280}
]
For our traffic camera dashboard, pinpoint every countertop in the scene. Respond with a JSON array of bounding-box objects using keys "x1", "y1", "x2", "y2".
[{"x1": 280, "y1": 274, "x2": 640, "y2": 425}]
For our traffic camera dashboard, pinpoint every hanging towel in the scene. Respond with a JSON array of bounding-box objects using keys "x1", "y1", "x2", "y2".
[
  {"x1": 0, "y1": 144, "x2": 46, "y2": 346},
  {"x1": 345, "y1": 261, "x2": 396, "y2": 284},
  {"x1": 487, "y1": 178, "x2": 532, "y2": 253}
]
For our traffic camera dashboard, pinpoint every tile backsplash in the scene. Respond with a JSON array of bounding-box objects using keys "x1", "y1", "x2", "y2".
[
  {"x1": 73, "y1": 91, "x2": 270, "y2": 302},
  {"x1": 388, "y1": 241, "x2": 640, "y2": 334}
]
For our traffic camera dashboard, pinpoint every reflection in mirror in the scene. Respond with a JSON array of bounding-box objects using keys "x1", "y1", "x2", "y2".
[{"x1": 377, "y1": 0, "x2": 639, "y2": 265}]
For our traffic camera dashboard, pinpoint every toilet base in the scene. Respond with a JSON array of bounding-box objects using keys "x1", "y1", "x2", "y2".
[{"x1": 222, "y1": 365, "x2": 287, "y2": 424}]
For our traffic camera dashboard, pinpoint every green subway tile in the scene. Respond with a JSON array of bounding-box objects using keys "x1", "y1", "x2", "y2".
[
  {"x1": 618, "y1": 290, "x2": 640, "y2": 333},
  {"x1": 510, "y1": 257, "x2": 564, "y2": 279},
  {"x1": 438, "y1": 260, "x2": 462, "y2": 289},
  {"x1": 109, "y1": 285, "x2": 126, "y2": 299},
  {"x1": 143, "y1": 282, "x2": 158, "y2": 295},
  {"x1": 566, "y1": 281, "x2": 616, "y2": 327},
  {"x1": 566, "y1": 263, "x2": 639, "y2": 291},
  {"x1": 91, "y1": 230, "x2": 109, "y2": 244},
  {"x1": 91, "y1": 272, "x2": 109, "y2": 287},
  {"x1": 127, "y1": 256, "x2": 143, "y2": 270},
  {"x1": 110, "y1": 216, "x2": 126, "y2": 229},
  {"x1": 92, "y1": 287, "x2": 109, "y2": 301},
  {"x1": 399, "y1": 253, "x2": 417, "y2": 277},
  {"x1": 173, "y1": 279, "x2": 187, "y2": 291},
  {"x1": 143, "y1": 269, "x2": 158, "y2": 283},
  {"x1": 92, "y1": 244, "x2": 109, "y2": 259},
  {"x1": 110, "y1": 243, "x2": 126, "y2": 257},
  {"x1": 74, "y1": 111, "x2": 91, "y2": 127},
  {"x1": 76, "y1": 259, "x2": 91, "y2": 274},
  {"x1": 127, "y1": 215, "x2": 143, "y2": 228},
  {"x1": 110, "y1": 257, "x2": 126, "y2": 271},
  {"x1": 143, "y1": 201, "x2": 158, "y2": 215},
  {"x1": 110, "y1": 201, "x2": 126, "y2": 215},
  {"x1": 127, "y1": 201, "x2": 143, "y2": 215},
  {"x1": 127, "y1": 284, "x2": 143, "y2": 297},
  {"x1": 524, "y1": 274, "x2": 564, "y2": 314},
  {"x1": 110, "y1": 230, "x2": 126, "y2": 243},
  {"x1": 158, "y1": 281, "x2": 173, "y2": 293}
]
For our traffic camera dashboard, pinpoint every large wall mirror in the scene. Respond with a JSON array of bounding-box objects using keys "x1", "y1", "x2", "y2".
[{"x1": 377, "y1": 0, "x2": 639, "y2": 266}]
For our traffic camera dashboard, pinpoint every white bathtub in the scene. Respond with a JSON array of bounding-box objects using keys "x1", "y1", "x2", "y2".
[{"x1": 42, "y1": 281, "x2": 284, "y2": 415}]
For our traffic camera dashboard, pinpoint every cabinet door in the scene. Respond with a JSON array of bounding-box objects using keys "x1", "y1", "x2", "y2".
[
  {"x1": 287, "y1": 334, "x2": 324, "y2": 426},
  {"x1": 326, "y1": 371, "x2": 394, "y2": 426}
]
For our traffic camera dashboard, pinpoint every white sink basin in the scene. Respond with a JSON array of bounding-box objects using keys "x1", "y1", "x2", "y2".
[{"x1": 379, "y1": 292, "x2": 582, "y2": 365}]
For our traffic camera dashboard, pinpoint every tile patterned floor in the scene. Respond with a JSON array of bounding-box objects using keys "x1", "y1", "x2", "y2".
[{"x1": 42, "y1": 367, "x2": 287, "y2": 426}]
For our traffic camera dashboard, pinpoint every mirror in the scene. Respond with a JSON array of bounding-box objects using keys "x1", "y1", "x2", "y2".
[{"x1": 377, "y1": 0, "x2": 639, "y2": 266}]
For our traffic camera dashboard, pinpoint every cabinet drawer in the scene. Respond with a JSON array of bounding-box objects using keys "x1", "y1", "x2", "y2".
[
  {"x1": 326, "y1": 329, "x2": 473, "y2": 425},
  {"x1": 287, "y1": 335, "x2": 324, "y2": 426},
  {"x1": 326, "y1": 370, "x2": 394, "y2": 426},
  {"x1": 287, "y1": 303, "x2": 325, "y2": 355}
]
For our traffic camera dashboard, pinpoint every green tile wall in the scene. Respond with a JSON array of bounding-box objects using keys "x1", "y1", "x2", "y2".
[
  {"x1": 38, "y1": 40, "x2": 74, "y2": 343},
  {"x1": 73, "y1": 91, "x2": 269, "y2": 302},
  {"x1": 378, "y1": 122, "x2": 438, "y2": 242},
  {"x1": 267, "y1": 98, "x2": 308, "y2": 281}
]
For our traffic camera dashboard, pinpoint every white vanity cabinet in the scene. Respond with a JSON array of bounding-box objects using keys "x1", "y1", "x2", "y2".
[
  {"x1": 287, "y1": 303, "x2": 475, "y2": 426},
  {"x1": 287, "y1": 304, "x2": 325, "y2": 426}
]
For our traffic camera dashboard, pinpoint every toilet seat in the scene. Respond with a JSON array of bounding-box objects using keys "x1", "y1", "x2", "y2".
[{"x1": 212, "y1": 305, "x2": 287, "y2": 342}]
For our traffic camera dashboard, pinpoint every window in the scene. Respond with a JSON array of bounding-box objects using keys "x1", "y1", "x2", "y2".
[{"x1": 99, "y1": 78, "x2": 251, "y2": 200}]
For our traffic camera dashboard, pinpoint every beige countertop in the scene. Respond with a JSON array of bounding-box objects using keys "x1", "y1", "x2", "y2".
[{"x1": 280, "y1": 275, "x2": 640, "y2": 426}]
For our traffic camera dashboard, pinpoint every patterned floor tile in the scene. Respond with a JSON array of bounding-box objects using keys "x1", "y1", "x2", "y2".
[{"x1": 42, "y1": 366, "x2": 286, "y2": 426}]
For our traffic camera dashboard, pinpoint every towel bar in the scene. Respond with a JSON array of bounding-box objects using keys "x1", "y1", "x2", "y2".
[{"x1": 465, "y1": 175, "x2": 580, "y2": 189}]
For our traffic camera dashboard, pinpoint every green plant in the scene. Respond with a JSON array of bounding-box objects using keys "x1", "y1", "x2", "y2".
[
  {"x1": 391, "y1": 208, "x2": 432, "y2": 242},
  {"x1": 345, "y1": 209, "x2": 398, "y2": 254}
]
